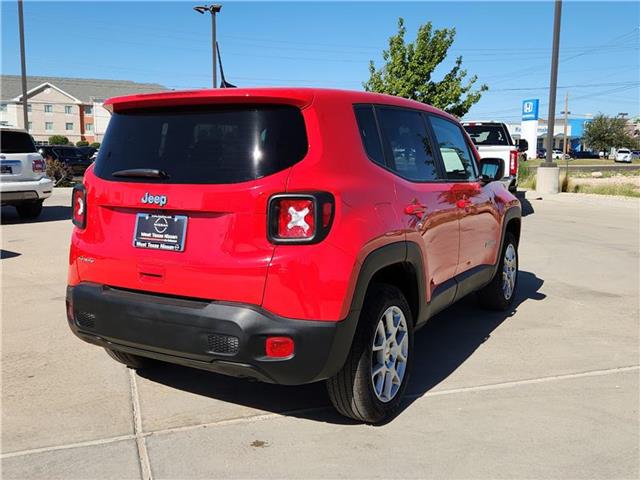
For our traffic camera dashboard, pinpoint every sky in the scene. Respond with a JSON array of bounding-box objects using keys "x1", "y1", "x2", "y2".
[{"x1": 1, "y1": 0, "x2": 638, "y2": 122}]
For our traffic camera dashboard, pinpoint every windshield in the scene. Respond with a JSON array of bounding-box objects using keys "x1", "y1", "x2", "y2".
[
  {"x1": 463, "y1": 125, "x2": 511, "y2": 146},
  {"x1": 0, "y1": 131, "x2": 37, "y2": 154},
  {"x1": 95, "y1": 105, "x2": 308, "y2": 184},
  {"x1": 53, "y1": 148, "x2": 84, "y2": 158}
]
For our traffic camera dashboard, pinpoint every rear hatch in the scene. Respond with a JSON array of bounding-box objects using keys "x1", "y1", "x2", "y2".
[
  {"x1": 462, "y1": 123, "x2": 514, "y2": 179},
  {"x1": 75, "y1": 98, "x2": 310, "y2": 305},
  {"x1": 0, "y1": 130, "x2": 44, "y2": 182}
]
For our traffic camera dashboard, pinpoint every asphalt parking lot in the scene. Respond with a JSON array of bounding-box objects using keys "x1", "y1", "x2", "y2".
[{"x1": 2, "y1": 188, "x2": 639, "y2": 479}]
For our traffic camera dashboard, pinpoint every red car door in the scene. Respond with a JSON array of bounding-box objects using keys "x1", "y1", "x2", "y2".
[
  {"x1": 375, "y1": 107, "x2": 460, "y2": 305},
  {"x1": 428, "y1": 115, "x2": 501, "y2": 275}
]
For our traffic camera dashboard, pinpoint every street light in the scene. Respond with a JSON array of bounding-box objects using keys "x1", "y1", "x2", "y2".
[
  {"x1": 193, "y1": 4, "x2": 222, "y2": 88},
  {"x1": 18, "y1": 0, "x2": 29, "y2": 132}
]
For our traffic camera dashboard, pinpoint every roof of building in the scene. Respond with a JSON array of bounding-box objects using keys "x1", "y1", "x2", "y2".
[{"x1": 1, "y1": 75, "x2": 168, "y2": 103}]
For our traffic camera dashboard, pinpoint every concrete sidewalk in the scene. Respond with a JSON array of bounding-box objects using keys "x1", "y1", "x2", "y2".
[{"x1": 2, "y1": 189, "x2": 638, "y2": 478}]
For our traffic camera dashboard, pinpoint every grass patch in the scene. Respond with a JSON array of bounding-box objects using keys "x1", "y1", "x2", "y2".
[
  {"x1": 567, "y1": 183, "x2": 640, "y2": 198},
  {"x1": 517, "y1": 162, "x2": 536, "y2": 189}
]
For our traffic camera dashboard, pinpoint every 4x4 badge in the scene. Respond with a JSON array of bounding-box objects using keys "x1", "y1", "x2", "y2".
[{"x1": 141, "y1": 192, "x2": 167, "y2": 206}]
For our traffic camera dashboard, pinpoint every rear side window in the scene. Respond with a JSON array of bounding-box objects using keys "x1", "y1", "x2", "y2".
[
  {"x1": 430, "y1": 116, "x2": 478, "y2": 181},
  {"x1": 0, "y1": 131, "x2": 36, "y2": 154},
  {"x1": 377, "y1": 108, "x2": 439, "y2": 182},
  {"x1": 354, "y1": 106, "x2": 385, "y2": 166},
  {"x1": 95, "y1": 105, "x2": 308, "y2": 184}
]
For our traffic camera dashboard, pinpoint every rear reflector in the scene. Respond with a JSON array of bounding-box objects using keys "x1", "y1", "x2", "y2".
[
  {"x1": 265, "y1": 336, "x2": 294, "y2": 358},
  {"x1": 72, "y1": 184, "x2": 86, "y2": 229}
]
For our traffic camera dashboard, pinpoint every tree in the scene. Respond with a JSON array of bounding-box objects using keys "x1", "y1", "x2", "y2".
[
  {"x1": 76, "y1": 140, "x2": 89, "y2": 147},
  {"x1": 48, "y1": 135, "x2": 69, "y2": 145},
  {"x1": 364, "y1": 18, "x2": 487, "y2": 117},
  {"x1": 583, "y1": 114, "x2": 637, "y2": 153}
]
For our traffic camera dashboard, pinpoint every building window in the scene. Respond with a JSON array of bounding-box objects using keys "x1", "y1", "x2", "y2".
[
  {"x1": 45, "y1": 122, "x2": 53, "y2": 131},
  {"x1": 0, "y1": 104, "x2": 7, "y2": 112},
  {"x1": 27, "y1": 104, "x2": 32, "y2": 112},
  {"x1": 84, "y1": 106, "x2": 93, "y2": 115},
  {"x1": 85, "y1": 123, "x2": 94, "y2": 132},
  {"x1": 44, "y1": 104, "x2": 53, "y2": 113},
  {"x1": 65, "y1": 122, "x2": 74, "y2": 131},
  {"x1": 64, "y1": 105, "x2": 73, "y2": 114}
]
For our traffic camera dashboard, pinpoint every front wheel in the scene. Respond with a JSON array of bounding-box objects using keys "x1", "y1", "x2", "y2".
[
  {"x1": 478, "y1": 232, "x2": 519, "y2": 310},
  {"x1": 326, "y1": 284, "x2": 414, "y2": 424}
]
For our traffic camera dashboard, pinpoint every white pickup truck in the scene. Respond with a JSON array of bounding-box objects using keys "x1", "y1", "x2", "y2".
[
  {"x1": 462, "y1": 121, "x2": 523, "y2": 192},
  {"x1": 0, "y1": 128, "x2": 52, "y2": 219}
]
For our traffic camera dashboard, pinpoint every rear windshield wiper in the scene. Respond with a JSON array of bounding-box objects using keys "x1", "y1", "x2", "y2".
[{"x1": 112, "y1": 168, "x2": 170, "y2": 179}]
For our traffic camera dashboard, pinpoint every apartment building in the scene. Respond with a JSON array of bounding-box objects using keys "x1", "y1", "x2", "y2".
[{"x1": 0, "y1": 75, "x2": 167, "y2": 144}]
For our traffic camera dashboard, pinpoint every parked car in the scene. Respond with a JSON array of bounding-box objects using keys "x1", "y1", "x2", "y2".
[
  {"x1": 462, "y1": 121, "x2": 520, "y2": 192},
  {"x1": 66, "y1": 88, "x2": 522, "y2": 423},
  {"x1": 39, "y1": 145, "x2": 93, "y2": 175},
  {"x1": 552, "y1": 149, "x2": 570, "y2": 160},
  {"x1": 614, "y1": 148, "x2": 638, "y2": 163},
  {"x1": 537, "y1": 148, "x2": 546, "y2": 159},
  {"x1": 0, "y1": 128, "x2": 52, "y2": 218},
  {"x1": 571, "y1": 150, "x2": 598, "y2": 159},
  {"x1": 76, "y1": 146, "x2": 98, "y2": 162}
]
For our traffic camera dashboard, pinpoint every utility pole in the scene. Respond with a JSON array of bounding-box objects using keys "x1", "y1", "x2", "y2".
[
  {"x1": 17, "y1": 0, "x2": 29, "y2": 131},
  {"x1": 543, "y1": 0, "x2": 562, "y2": 167},
  {"x1": 194, "y1": 4, "x2": 222, "y2": 88},
  {"x1": 561, "y1": 91, "x2": 569, "y2": 158}
]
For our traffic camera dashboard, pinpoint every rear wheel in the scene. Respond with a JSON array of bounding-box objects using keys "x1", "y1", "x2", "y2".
[
  {"x1": 326, "y1": 284, "x2": 413, "y2": 424},
  {"x1": 478, "y1": 232, "x2": 518, "y2": 310},
  {"x1": 104, "y1": 348, "x2": 155, "y2": 370},
  {"x1": 15, "y1": 200, "x2": 43, "y2": 219}
]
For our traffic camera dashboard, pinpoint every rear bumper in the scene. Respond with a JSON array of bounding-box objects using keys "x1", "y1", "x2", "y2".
[
  {"x1": 0, "y1": 177, "x2": 53, "y2": 203},
  {"x1": 66, "y1": 283, "x2": 358, "y2": 385}
]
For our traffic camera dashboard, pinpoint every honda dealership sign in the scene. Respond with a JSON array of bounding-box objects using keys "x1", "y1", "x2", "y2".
[{"x1": 521, "y1": 99, "x2": 540, "y2": 159}]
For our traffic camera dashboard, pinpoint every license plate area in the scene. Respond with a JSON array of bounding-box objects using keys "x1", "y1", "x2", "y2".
[
  {"x1": 133, "y1": 213, "x2": 187, "y2": 252},
  {"x1": 0, "y1": 166, "x2": 12, "y2": 174}
]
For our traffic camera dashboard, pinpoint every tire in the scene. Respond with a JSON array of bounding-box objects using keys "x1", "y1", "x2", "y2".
[
  {"x1": 478, "y1": 232, "x2": 518, "y2": 310},
  {"x1": 104, "y1": 348, "x2": 155, "y2": 369},
  {"x1": 326, "y1": 284, "x2": 414, "y2": 424},
  {"x1": 15, "y1": 200, "x2": 43, "y2": 219}
]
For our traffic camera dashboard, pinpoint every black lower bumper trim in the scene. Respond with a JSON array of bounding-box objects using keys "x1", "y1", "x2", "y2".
[{"x1": 67, "y1": 283, "x2": 358, "y2": 385}]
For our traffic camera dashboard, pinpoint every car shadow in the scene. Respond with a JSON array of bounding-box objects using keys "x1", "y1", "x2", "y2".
[
  {"x1": 1, "y1": 205, "x2": 71, "y2": 224},
  {"x1": 0, "y1": 249, "x2": 21, "y2": 260},
  {"x1": 516, "y1": 191, "x2": 535, "y2": 217},
  {"x1": 137, "y1": 271, "x2": 545, "y2": 426}
]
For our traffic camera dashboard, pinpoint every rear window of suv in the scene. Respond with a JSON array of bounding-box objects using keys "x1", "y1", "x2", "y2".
[
  {"x1": 94, "y1": 105, "x2": 308, "y2": 184},
  {"x1": 0, "y1": 131, "x2": 37, "y2": 154},
  {"x1": 463, "y1": 124, "x2": 511, "y2": 146}
]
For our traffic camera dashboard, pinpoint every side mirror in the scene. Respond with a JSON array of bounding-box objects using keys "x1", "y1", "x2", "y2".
[
  {"x1": 517, "y1": 139, "x2": 529, "y2": 152},
  {"x1": 479, "y1": 157, "x2": 504, "y2": 183}
]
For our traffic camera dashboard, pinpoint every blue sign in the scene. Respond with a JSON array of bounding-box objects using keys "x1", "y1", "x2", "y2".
[{"x1": 522, "y1": 99, "x2": 539, "y2": 121}]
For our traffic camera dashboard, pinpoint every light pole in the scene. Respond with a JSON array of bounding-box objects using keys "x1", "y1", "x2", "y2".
[
  {"x1": 537, "y1": 0, "x2": 563, "y2": 195},
  {"x1": 17, "y1": 0, "x2": 29, "y2": 131},
  {"x1": 194, "y1": 4, "x2": 222, "y2": 88},
  {"x1": 561, "y1": 91, "x2": 570, "y2": 158}
]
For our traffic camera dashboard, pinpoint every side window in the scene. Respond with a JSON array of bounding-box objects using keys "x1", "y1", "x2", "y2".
[
  {"x1": 354, "y1": 106, "x2": 385, "y2": 166},
  {"x1": 377, "y1": 108, "x2": 439, "y2": 181},
  {"x1": 429, "y1": 116, "x2": 478, "y2": 180}
]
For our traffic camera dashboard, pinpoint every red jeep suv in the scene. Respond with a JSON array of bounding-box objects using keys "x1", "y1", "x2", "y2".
[{"x1": 66, "y1": 88, "x2": 521, "y2": 423}]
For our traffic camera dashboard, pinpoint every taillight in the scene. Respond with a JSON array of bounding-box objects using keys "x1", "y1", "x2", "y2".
[
  {"x1": 32, "y1": 158, "x2": 45, "y2": 173},
  {"x1": 509, "y1": 150, "x2": 518, "y2": 176},
  {"x1": 71, "y1": 184, "x2": 86, "y2": 229},
  {"x1": 268, "y1": 192, "x2": 334, "y2": 244}
]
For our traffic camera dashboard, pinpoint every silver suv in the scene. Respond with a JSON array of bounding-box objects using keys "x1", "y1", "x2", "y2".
[{"x1": 0, "y1": 128, "x2": 52, "y2": 219}]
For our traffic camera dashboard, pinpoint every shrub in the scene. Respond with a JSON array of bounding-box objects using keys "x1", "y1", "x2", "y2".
[
  {"x1": 76, "y1": 140, "x2": 89, "y2": 147},
  {"x1": 48, "y1": 135, "x2": 69, "y2": 145},
  {"x1": 89, "y1": 142, "x2": 101, "y2": 149},
  {"x1": 45, "y1": 158, "x2": 74, "y2": 187}
]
